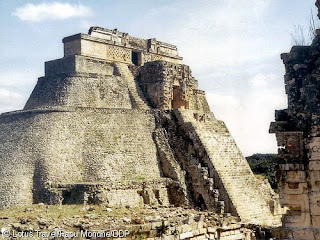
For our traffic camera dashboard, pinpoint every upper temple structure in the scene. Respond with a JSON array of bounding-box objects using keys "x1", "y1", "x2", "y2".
[{"x1": 0, "y1": 27, "x2": 281, "y2": 227}]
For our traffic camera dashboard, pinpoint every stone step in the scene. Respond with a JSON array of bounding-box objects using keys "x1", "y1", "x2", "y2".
[
  {"x1": 114, "y1": 63, "x2": 150, "y2": 110},
  {"x1": 176, "y1": 109, "x2": 276, "y2": 224}
]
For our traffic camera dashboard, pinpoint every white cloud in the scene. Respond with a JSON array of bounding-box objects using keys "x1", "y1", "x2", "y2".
[
  {"x1": 207, "y1": 93, "x2": 242, "y2": 112},
  {"x1": 80, "y1": 20, "x2": 92, "y2": 30},
  {"x1": 206, "y1": 85, "x2": 287, "y2": 156},
  {"x1": 0, "y1": 88, "x2": 26, "y2": 113},
  {"x1": 0, "y1": 88, "x2": 23, "y2": 101},
  {"x1": 0, "y1": 70, "x2": 39, "y2": 88},
  {"x1": 249, "y1": 73, "x2": 277, "y2": 87},
  {"x1": 133, "y1": 0, "x2": 278, "y2": 72},
  {"x1": 13, "y1": 2, "x2": 92, "y2": 22},
  {"x1": 0, "y1": 71, "x2": 37, "y2": 114}
]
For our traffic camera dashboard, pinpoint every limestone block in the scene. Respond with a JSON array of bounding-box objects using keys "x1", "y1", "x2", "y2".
[
  {"x1": 281, "y1": 193, "x2": 309, "y2": 211},
  {"x1": 196, "y1": 215, "x2": 205, "y2": 222},
  {"x1": 209, "y1": 233, "x2": 216, "y2": 240},
  {"x1": 179, "y1": 231, "x2": 193, "y2": 239},
  {"x1": 310, "y1": 192, "x2": 320, "y2": 216},
  {"x1": 162, "y1": 235, "x2": 175, "y2": 240},
  {"x1": 271, "y1": 227, "x2": 294, "y2": 240},
  {"x1": 279, "y1": 164, "x2": 305, "y2": 171},
  {"x1": 220, "y1": 231, "x2": 231, "y2": 237},
  {"x1": 192, "y1": 228, "x2": 206, "y2": 236},
  {"x1": 158, "y1": 189, "x2": 170, "y2": 206},
  {"x1": 310, "y1": 170, "x2": 320, "y2": 192},
  {"x1": 276, "y1": 131, "x2": 304, "y2": 159},
  {"x1": 148, "y1": 230, "x2": 158, "y2": 238},
  {"x1": 312, "y1": 216, "x2": 320, "y2": 228},
  {"x1": 292, "y1": 229, "x2": 317, "y2": 240},
  {"x1": 283, "y1": 171, "x2": 306, "y2": 183},
  {"x1": 107, "y1": 190, "x2": 144, "y2": 208},
  {"x1": 64, "y1": 38, "x2": 81, "y2": 56},
  {"x1": 207, "y1": 227, "x2": 217, "y2": 233},
  {"x1": 175, "y1": 226, "x2": 183, "y2": 234},
  {"x1": 281, "y1": 194, "x2": 311, "y2": 228},
  {"x1": 181, "y1": 224, "x2": 193, "y2": 233},
  {"x1": 45, "y1": 55, "x2": 114, "y2": 76},
  {"x1": 315, "y1": 230, "x2": 320, "y2": 240},
  {"x1": 243, "y1": 230, "x2": 253, "y2": 240},
  {"x1": 145, "y1": 189, "x2": 159, "y2": 206},
  {"x1": 151, "y1": 221, "x2": 163, "y2": 230},
  {"x1": 138, "y1": 223, "x2": 152, "y2": 233},
  {"x1": 183, "y1": 215, "x2": 194, "y2": 225},
  {"x1": 194, "y1": 234, "x2": 207, "y2": 240},
  {"x1": 283, "y1": 182, "x2": 308, "y2": 195},
  {"x1": 310, "y1": 160, "x2": 320, "y2": 170},
  {"x1": 220, "y1": 231, "x2": 245, "y2": 240},
  {"x1": 307, "y1": 137, "x2": 320, "y2": 160},
  {"x1": 81, "y1": 39, "x2": 108, "y2": 60},
  {"x1": 284, "y1": 212, "x2": 311, "y2": 228},
  {"x1": 197, "y1": 221, "x2": 204, "y2": 229}
]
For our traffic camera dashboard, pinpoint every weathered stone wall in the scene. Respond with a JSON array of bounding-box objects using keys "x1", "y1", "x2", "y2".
[
  {"x1": 270, "y1": 21, "x2": 320, "y2": 239},
  {"x1": 24, "y1": 74, "x2": 132, "y2": 110},
  {"x1": 46, "y1": 179, "x2": 173, "y2": 207},
  {"x1": 63, "y1": 27, "x2": 182, "y2": 65},
  {"x1": 25, "y1": 56, "x2": 132, "y2": 110},
  {"x1": 45, "y1": 55, "x2": 114, "y2": 76},
  {"x1": 138, "y1": 61, "x2": 210, "y2": 112},
  {"x1": 0, "y1": 112, "x2": 37, "y2": 208},
  {"x1": 0, "y1": 109, "x2": 165, "y2": 208}
]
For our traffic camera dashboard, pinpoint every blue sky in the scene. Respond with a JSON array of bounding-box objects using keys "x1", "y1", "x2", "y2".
[{"x1": 0, "y1": 0, "x2": 318, "y2": 156}]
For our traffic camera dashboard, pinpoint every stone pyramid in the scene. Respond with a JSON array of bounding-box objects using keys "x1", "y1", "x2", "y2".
[{"x1": 0, "y1": 26, "x2": 281, "y2": 226}]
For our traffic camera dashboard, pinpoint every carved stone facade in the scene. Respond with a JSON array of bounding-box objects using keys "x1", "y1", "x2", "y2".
[
  {"x1": 270, "y1": 3, "x2": 320, "y2": 238},
  {"x1": 138, "y1": 61, "x2": 210, "y2": 111},
  {"x1": 63, "y1": 26, "x2": 182, "y2": 65}
]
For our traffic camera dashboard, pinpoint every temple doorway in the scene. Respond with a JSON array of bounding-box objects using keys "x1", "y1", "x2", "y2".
[
  {"x1": 132, "y1": 51, "x2": 141, "y2": 65},
  {"x1": 172, "y1": 86, "x2": 188, "y2": 109}
]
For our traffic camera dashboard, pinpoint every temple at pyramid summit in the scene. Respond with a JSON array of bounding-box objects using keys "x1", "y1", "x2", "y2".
[{"x1": 0, "y1": 26, "x2": 282, "y2": 227}]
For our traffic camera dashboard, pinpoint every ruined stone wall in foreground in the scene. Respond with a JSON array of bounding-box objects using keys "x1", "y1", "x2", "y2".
[{"x1": 270, "y1": 33, "x2": 320, "y2": 239}]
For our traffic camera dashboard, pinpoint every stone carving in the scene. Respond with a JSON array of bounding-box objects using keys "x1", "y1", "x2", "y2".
[
  {"x1": 276, "y1": 132, "x2": 304, "y2": 160},
  {"x1": 270, "y1": 2, "x2": 320, "y2": 238},
  {"x1": 105, "y1": 45, "x2": 131, "y2": 62},
  {"x1": 64, "y1": 26, "x2": 182, "y2": 65},
  {"x1": 308, "y1": 137, "x2": 320, "y2": 160}
]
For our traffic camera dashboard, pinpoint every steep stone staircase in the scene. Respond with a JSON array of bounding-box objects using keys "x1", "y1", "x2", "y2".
[
  {"x1": 114, "y1": 63, "x2": 150, "y2": 110},
  {"x1": 186, "y1": 162, "x2": 225, "y2": 214},
  {"x1": 175, "y1": 109, "x2": 281, "y2": 226}
]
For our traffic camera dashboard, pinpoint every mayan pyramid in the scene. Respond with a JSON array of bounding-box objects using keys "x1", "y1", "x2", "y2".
[{"x1": 0, "y1": 27, "x2": 281, "y2": 226}]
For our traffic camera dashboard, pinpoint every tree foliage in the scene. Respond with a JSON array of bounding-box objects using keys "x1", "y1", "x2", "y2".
[{"x1": 246, "y1": 154, "x2": 277, "y2": 190}]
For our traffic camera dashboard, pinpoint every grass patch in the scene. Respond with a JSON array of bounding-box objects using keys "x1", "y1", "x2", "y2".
[{"x1": 0, "y1": 204, "x2": 129, "y2": 220}]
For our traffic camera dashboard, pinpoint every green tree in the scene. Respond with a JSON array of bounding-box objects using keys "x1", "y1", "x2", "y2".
[{"x1": 246, "y1": 154, "x2": 277, "y2": 190}]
